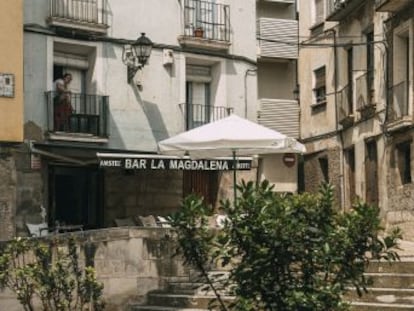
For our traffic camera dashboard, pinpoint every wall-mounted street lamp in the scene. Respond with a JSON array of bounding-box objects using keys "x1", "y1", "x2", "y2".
[{"x1": 122, "y1": 33, "x2": 153, "y2": 83}]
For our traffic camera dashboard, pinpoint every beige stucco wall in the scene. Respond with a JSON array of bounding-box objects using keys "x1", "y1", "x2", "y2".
[{"x1": 0, "y1": 0, "x2": 23, "y2": 142}]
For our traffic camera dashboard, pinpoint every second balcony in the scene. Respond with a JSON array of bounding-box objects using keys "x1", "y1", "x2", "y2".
[
  {"x1": 47, "y1": 0, "x2": 109, "y2": 34},
  {"x1": 178, "y1": 0, "x2": 231, "y2": 51}
]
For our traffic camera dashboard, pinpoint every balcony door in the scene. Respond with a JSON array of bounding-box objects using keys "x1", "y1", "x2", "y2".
[
  {"x1": 186, "y1": 81, "x2": 211, "y2": 130},
  {"x1": 186, "y1": 64, "x2": 212, "y2": 130}
]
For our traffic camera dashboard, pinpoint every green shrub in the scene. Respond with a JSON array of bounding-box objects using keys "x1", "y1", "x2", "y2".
[
  {"x1": 169, "y1": 181, "x2": 401, "y2": 311},
  {"x1": 0, "y1": 236, "x2": 104, "y2": 311}
]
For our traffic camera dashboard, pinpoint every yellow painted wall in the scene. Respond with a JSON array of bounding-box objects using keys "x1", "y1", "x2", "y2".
[{"x1": 0, "y1": 0, "x2": 23, "y2": 142}]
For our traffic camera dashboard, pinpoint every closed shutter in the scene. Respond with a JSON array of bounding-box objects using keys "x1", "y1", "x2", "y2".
[{"x1": 258, "y1": 99, "x2": 300, "y2": 138}]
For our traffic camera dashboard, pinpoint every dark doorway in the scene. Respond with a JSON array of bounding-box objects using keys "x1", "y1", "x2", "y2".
[
  {"x1": 49, "y1": 166, "x2": 103, "y2": 229},
  {"x1": 183, "y1": 171, "x2": 219, "y2": 207},
  {"x1": 365, "y1": 140, "x2": 378, "y2": 206}
]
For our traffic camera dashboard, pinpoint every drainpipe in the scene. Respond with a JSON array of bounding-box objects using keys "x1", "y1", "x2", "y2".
[{"x1": 244, "y1": 68, "x2": 257, "y2": 118}]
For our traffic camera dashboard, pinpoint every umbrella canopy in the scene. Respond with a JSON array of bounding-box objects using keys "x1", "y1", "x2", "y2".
[{"x1": 158, "y1": 114, "x2": 305, "y2": 158}]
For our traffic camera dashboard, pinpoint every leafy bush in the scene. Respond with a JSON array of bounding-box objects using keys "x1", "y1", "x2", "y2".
[
  {"x1": 0, "y1": 236, "x2": 104, "y2": 311},
  {"x1": 169, "y1": 181, "x2": 401, "y2": 311}
]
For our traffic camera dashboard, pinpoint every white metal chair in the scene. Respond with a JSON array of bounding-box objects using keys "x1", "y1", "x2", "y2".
[{"x1": 26, "y1": 222, "x2": 49, "y2": 237}]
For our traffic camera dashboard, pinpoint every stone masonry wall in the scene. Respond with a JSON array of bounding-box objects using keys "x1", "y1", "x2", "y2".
[
  {"x1": 0, "y1": 228, "x2": 189, "y2": 311},
  {"x1": 104, "y1": 169, "x2": 183, "y2": 226},
  {"x1": 0, "y1": 146, "x2": 17, "y2": 240},
  {"x1": 304, "y1": 147, "x2": 342, "y2": 207}
]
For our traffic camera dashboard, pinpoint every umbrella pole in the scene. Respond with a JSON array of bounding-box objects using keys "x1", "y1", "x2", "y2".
[{"x1": 232, "y1": 150, "x2": 237, "y2": 205}]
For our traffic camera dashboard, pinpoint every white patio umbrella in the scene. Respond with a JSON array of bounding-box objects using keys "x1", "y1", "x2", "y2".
[{"x1": 158, "y1": 114, "x2": 306, "y2": 202}]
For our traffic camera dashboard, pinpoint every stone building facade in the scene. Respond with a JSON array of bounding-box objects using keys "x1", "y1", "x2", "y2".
[{"x1": 298, "y1": 0, "x2": 414, "y2": 239}]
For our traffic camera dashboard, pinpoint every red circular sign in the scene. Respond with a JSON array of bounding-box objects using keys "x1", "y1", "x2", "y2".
[{"x1": 283, "y1": 153, "x2": 296, "y2": 167}]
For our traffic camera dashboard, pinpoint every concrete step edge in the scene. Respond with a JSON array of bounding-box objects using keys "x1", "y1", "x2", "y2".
[
  {"x1": 365, "y1": 273, "x2": 414, "y2": 277},
  {"x1": 350, "y1": 301, "x2": 414, "y2": 308}
]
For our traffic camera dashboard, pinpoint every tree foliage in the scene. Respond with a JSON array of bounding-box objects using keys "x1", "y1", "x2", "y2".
[
  {"x1": 169, "y1": 181, "x2": 401, "y2": 311},
  {"x1": 0, "y1": 236, "x2": 105, "y2": 311}
]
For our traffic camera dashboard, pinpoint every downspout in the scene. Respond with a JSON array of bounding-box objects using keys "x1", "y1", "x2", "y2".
[
  {"x1": 244, "y1": 68, "x2": 257, "y2": 118},
  {"x1": 325, "y1": 27, "x2": 345, "y2": 210}
]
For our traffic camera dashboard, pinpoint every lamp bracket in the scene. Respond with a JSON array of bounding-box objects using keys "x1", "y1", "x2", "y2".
[{"x1": 127, "y1": 64, "x2": 142, "y2": 83}]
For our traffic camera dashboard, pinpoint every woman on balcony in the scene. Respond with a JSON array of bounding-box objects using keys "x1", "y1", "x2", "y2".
[{"x1": 53, "y1": 73, "x2": 73, "y2": 131}]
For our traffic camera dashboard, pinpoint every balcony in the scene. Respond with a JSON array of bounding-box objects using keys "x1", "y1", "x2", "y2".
[
  {"x1": 180, "y1": 104, "x2": 233, "y2": 130},
  {"x1": 338, "y1": 84, "x2": 355, "y2": 128},
  {"x1": 178, "y1": 0, "x2": 231, "y2": 51},
  {"x1": 258, "y1": 0, "x2": 295, "y2": 3},
  {"x1": 257, "y1": 18, "x2": 298, "y2": 59},
  {"x1": 386, "y1": 81, "x2": 413, "y2": 132},
  {"x1": 46, "y1": 91, "x2": 109, "y2": 141},
  {"x1": 257, "y1": 99, "x2": 300, "y2": 138},
  {"x1": 375, "y1": 0, "x2": 411, "y2": 12},
  {"x1": 356, "y1": 72, "x2": 376, "y2": 120},
  {"x1": 47, "y1": 0, "x2": 109, "y2": 34},
  {"x1": 326, "y1": 0, "x2": 364, "y2": 21}
]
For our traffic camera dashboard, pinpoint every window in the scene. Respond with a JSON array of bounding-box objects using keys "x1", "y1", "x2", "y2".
[
  {"x1": 318, "y1": 156, "x2": 329, "y2": 183},
  {"x1": 392, "y1": 25, "x2": 410, "y2": 118},
  {"x1": 346, "y1": 47, "x2": 354, "y2": 114},
  {"x1": 366, "y1": 31, "x2": 374, "y2": 92},
  {"x1": 314, "y1": 0, "x2": 325, "y2": 25},
  {"x1": 313, "y1": 66, "x2": 326, "y2": 105},
  {"x1": 397, "y1": 141, "x2": 412, "y2": 185}
]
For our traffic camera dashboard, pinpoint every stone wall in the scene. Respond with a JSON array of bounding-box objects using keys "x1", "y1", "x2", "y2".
[
  {"x1": 0, "y1": 227, "x2": 190, "y2": 311},
  {"x1": 0, "y1": 146, "x2": 17, "y2": 240},
  {"x1": 303, "y1": 147, "x2": 342, "y2": 206},
  {"x1": 385, "y1": 132, "x2": 414, "y2": 240},
  {"x1": 104, "y1": 169, "x2": 183, "y2": 226}
]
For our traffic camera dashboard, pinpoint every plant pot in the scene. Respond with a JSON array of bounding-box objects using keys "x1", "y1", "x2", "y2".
[{"x1": 194, "y1": 28, "x2": 204, "y2": 38}]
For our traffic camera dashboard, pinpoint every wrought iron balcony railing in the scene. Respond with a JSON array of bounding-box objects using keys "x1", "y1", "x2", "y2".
[
  {"x1": 181, "y1": 104, "x2": 233, "y2": 130},
  {"x1": 183, "y1": 0, "x2": 230, "y2": 42},
  {"x1": 388, "y1": 81, "x2": 409, "y2": 122},
  {"x1": 375, "y1": 0, "x2": 411, "y2": 12},
  {"x1": 46, "y1": 91, "x2": 109, "y2": 137},
  {"x1": 326, "y1": 0, "x2": 364, "y2": 21},
  {"x1": 356, "y1": 72, "x2": 375, "y2": 112},
  {"x1": 48, "y1": 0, "x2": 109, "y2": 33}
]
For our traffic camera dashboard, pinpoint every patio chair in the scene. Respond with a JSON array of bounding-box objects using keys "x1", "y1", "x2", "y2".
[{"x1": 26, "y1": 222, "x2": 49, "y2": 237}]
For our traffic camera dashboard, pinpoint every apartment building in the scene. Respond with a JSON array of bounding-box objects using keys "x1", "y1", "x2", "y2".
[
  {"x1": 256, "y1": 0, "x2": 301, "y2": 192},
  {"x1": 298, "y1": 0, "x2": 414, "y2": 239},
  {"x1": 0, "y1": 0, "x2": 24, "y2": 239},
  {"x1": 6, "y1": 0, "x2": 258, "y2": 239}
]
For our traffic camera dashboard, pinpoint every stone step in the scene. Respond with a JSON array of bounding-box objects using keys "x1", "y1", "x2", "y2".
[
  {"x1": 350, "y1": 301, "x2": 414, "y2": 310},
  {"x1": 365, "y1": 261, "x2": 414, "y2": 274},
  {"x1": 129, "y1": 306, "x2": 208, "y2": 311},
  {"x1": 146, "y1": 292, "x2": 234, "y2": 309},
  {"x1": 347, "y1": 288, "x2": 414, "y2": 304},
  {"x1": 366, "y1": 273, "x2": 414, "y2": 288}
]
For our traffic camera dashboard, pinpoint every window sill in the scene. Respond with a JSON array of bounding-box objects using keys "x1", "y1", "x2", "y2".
[{"x1": 311, "y1": 101, "x2": 327, "y2": 109}]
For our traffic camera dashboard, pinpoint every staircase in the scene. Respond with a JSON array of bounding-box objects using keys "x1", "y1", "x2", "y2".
[
  {"x1": 128, "y1": 261, "x2": 414, "y2": 311},
  {"x1": 128, "y1": 271, "x2": 233, "y2": 311},
  {"x1": 348, "y1": 260, "x2": 414, "y2": 310}
]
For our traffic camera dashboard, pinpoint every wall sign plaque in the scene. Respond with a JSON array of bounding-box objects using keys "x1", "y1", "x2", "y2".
[{"x1": 0, "y1": 73, "x2": 14, "y2": 97}]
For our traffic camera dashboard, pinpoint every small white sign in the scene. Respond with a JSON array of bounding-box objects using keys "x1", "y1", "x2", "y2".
[{"x1": 0, "y1": 73, "x2": 14, "y2": 97}]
